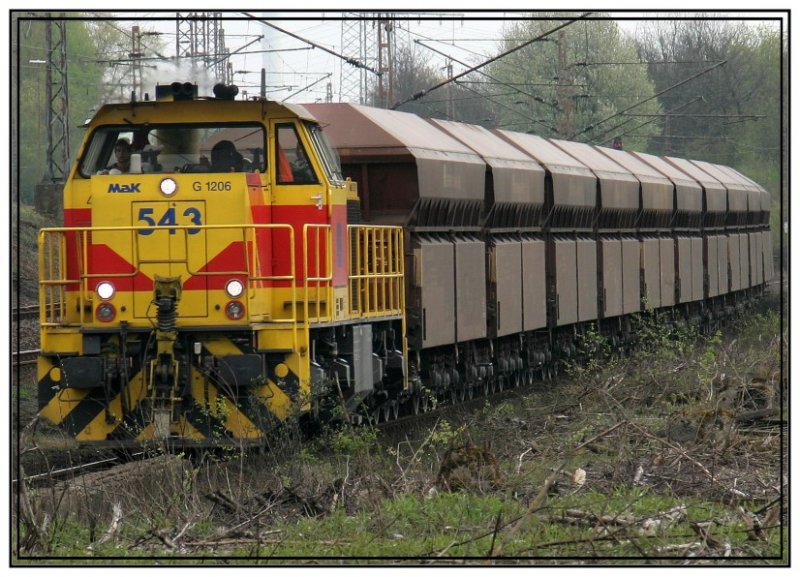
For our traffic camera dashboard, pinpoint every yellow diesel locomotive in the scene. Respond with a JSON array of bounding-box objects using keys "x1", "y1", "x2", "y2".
[{"x1": 38, "y1": 82, "x2": 407, "y2": 447}]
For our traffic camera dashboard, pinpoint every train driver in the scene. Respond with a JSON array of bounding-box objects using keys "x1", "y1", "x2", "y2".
[
  {"x1": 210, "y1": 139, "x2": 244, "y2": 172},
  {"x1": 97, "y1": 138, "x2": 132, "y2": 174}
]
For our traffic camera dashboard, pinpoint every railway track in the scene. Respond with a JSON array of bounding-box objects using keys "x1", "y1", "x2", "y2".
[
  {"x1": 16, "y1": 304, "x2": 40, "y2": 322},
  {"x1": 15, "y1": 451, "x2": 149, "y2": 490},
  {"x1": 13, "y1": 349, "x2": 40, "y2": 367}
]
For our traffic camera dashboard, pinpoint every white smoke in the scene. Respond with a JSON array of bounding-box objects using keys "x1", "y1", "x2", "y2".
[{"x1": 142, "y1": 59, "x2": 220, "y2": 101}]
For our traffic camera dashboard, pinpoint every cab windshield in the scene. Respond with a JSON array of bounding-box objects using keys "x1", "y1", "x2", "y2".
[
  {"x1": 307, "y1": 122, "x2": 344, "y2": 183},
  {"x1": 79, "y1": 123, "x2": 267, "y2": 176}
]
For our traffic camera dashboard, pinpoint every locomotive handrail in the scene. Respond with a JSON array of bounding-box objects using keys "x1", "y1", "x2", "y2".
[
  {"x1": 348, "y1": 225, "x2": 405, "y2": 319},
  {"x1": 302, "y1": 224, "x2": 334, "y2": 325}
]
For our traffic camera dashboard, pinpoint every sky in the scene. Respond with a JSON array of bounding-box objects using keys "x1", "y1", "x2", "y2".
[
  {"x1": 69, "y1": 8, "x2": 785, "y2": 106},
  {"x1": 3, "y1": 5, "x2": 788, "y2": 116},
  {"x1": 126, "y1": 11, "x2": 516, "y2": 105}
]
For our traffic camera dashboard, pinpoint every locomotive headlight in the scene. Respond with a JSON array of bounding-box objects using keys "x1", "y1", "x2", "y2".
[
  {"x1": 225, "y1": 279, "x2": 245, "y2": 298},
  {"x1": 225, "y1": 300, "x2": 245, "y2": 320},
  {"x1": 96, "y1": 303, "x2": 116, "y2": 322},
  {"x1": 96, "y1": 281, "x2": 116, "y2": 300},
  {"x1": 159, "y1": 177, "x2": 178, "y2": 197}
]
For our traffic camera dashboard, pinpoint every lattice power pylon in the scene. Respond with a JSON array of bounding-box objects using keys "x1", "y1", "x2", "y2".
[
  {"x1": 176, "y1": 12, "x2": 231, "y2": 84},
  {"x1": 339, "y1": 14, "x2": 399, "y2": 107},
  {"x1": 44, "y1": 16, "x2": 70, "y2": 183},
  {"x1": 338, "y1": 16, "x2": 369, "y2": 103},
  {"x1": 33, "y1": 14, "x2": 70, "y2": 214}
]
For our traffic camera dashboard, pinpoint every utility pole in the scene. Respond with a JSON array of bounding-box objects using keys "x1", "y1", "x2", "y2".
[
  {"x1": 445, "y1": 60, "x2": 454, "y2": 119},
  {"x1": 376, "y1": 17, "x2": 396, "y2": 108},
  {"x1": 130, "y1": 25, "x2": 144, "y2": 99},
  {"x1": 555, "y1": 30, "x2": 575, "y2": 137}
]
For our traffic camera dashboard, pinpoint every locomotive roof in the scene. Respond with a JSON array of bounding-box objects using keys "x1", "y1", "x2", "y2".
[{"x1": 87, "y1": 97, "x2": 317, "y2": 128}]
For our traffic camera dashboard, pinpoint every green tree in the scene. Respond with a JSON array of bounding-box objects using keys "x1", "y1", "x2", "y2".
[
  {"x1": 634, "y1": 20, "x2": 782, "y2": 172},
  {"x1": 486, "y1": 14, "x2": 661, "y2": 149}
]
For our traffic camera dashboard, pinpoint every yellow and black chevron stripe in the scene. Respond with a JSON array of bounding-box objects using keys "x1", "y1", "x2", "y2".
[{"x1": 37, "y1": 337, "x2": 308, "y2": 448}]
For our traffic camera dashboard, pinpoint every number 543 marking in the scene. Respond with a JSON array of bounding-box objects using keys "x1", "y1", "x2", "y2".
[{"x1": 137, "y1": 207, "x2": 202, "y2": 235}]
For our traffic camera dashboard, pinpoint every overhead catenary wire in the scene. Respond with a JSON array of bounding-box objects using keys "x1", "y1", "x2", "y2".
[
  {"x1": 569, "y1": 59, "x2": 726, "y2": 67},
  {"x1": 454, "y1": 80, "x2": 558, "y2": 134},
  {"x1": 414, "y1": 39, "x2": 559, "y2": 110},
  {"x1": 569, "y1": 59, "x2": 727, "y2": 141},
  {"x1": 243, "y1": 13, "x2": 383, "y2": 77},
  {"x1": 281, "y1": 73, "x2": 332, "y2": 103},
  {"x1": 209, "y1": 34, "x2": 263, "y2": 67},
  {"x1": 593, "y1": 95, "x2": 704, "y2": 146},
  {"x1": 390, "y1": 13, "x2": 592, "y2": 110}
]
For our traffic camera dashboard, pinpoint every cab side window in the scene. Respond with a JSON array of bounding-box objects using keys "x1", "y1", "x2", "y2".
[{"x1": 276, "y1": 124, "x2": 318, "y2": 185}]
